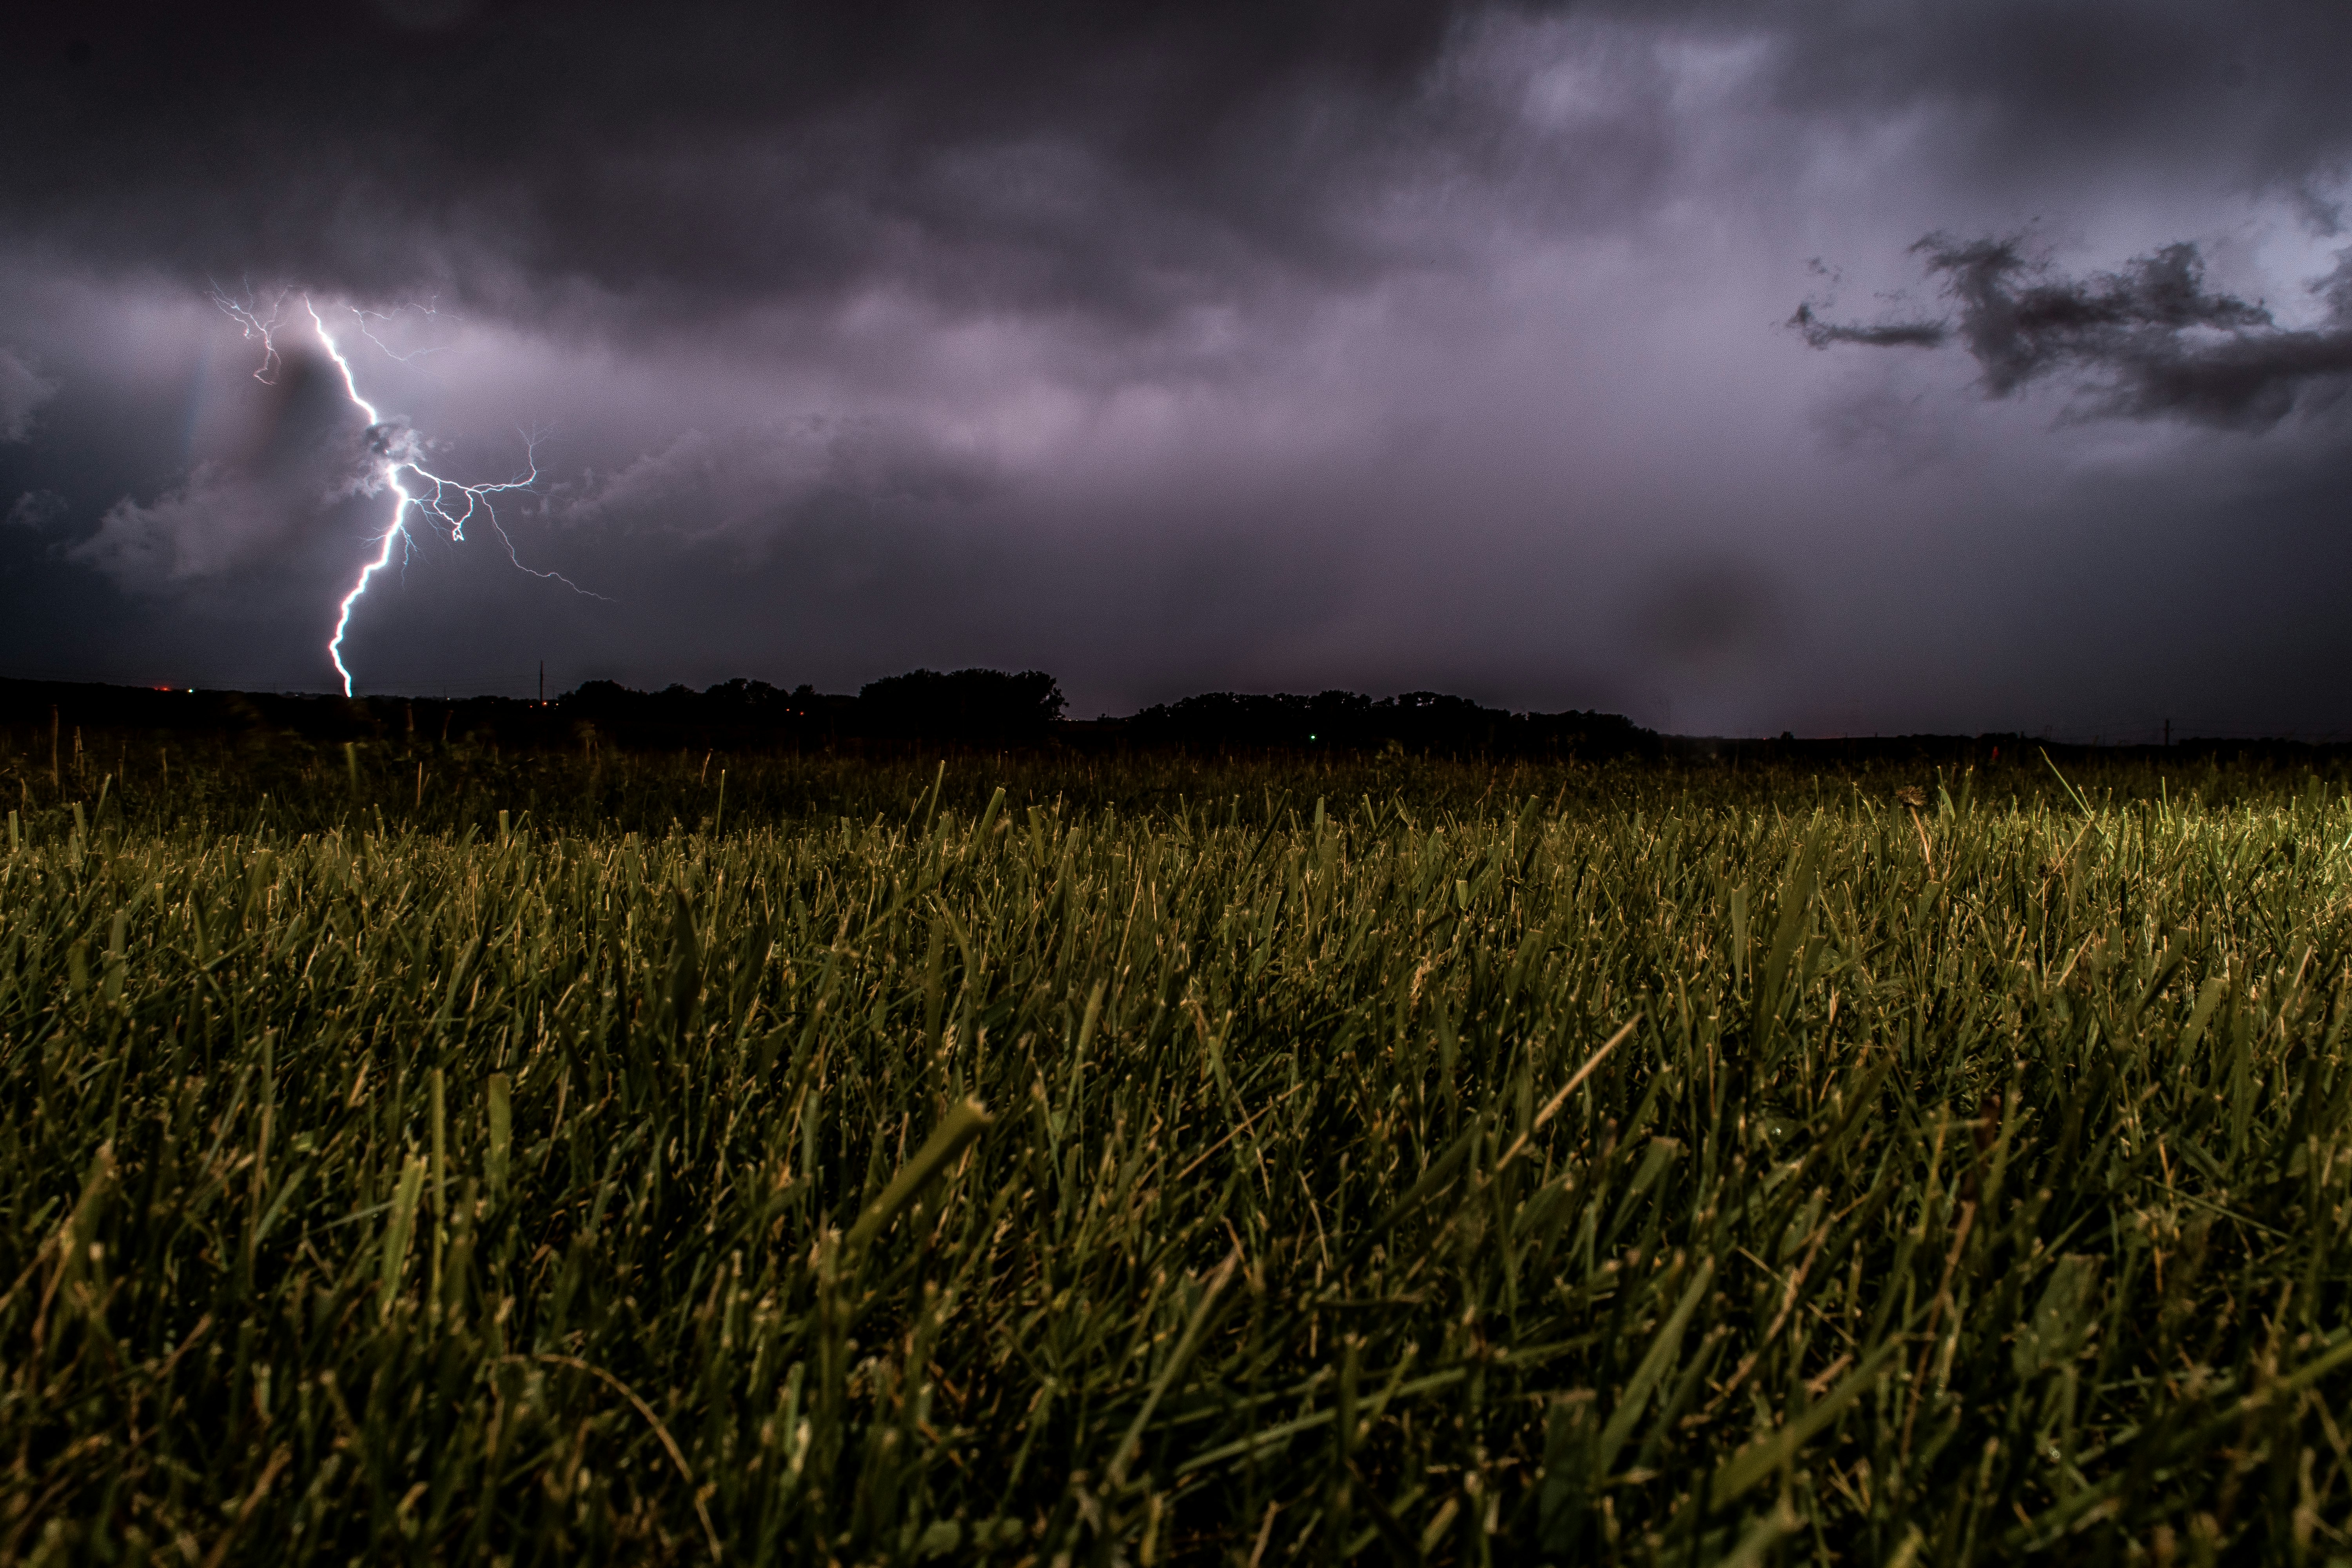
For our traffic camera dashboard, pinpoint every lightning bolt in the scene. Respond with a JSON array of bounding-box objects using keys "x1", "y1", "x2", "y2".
[
  {"x1": 354, "y1": 299, "x2": 452, "y2": 363},
  {"x1": 212, "y1": 287, "x2": 603, "y2": 697}
]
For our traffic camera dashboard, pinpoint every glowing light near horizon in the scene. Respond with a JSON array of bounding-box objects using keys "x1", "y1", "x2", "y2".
[{"x1": 214, "y1": 289, "x2": 599, "y2": 697}]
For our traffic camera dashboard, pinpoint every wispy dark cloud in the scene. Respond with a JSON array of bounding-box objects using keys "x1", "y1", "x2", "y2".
[
  {"x1": 1798, "y1": 235, "x2": 2352, "y2": 427},
  {"x1": 0, "y1": 349, "x2": 58, "y2": 442},
  {"x1": 1788, "y1": 309, "x2": 1945, "y2": 351}
]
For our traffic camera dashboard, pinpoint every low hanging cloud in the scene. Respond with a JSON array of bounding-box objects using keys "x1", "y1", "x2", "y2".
[
  {"x1": 5, "y1": 488, "x2": 67, "y2": 529},
  {"x1": 554, "y1": 419, "x2": 997, "y2": 551},
  {"x1": 0, "y1": 348, "x2": 58, "y2": 441},
  {"x1": 1795, "y1": 234, "x2": 2352, "y2": 427},
  {"x1": 73, "y1": 463, "x2": 318, "y2": 590},
  {"x1": 70, "y1": 365, "x2": 390, "y2": 593}
]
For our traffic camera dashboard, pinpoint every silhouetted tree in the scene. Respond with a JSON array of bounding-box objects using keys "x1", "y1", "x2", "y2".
[{"x1": 857, "y1": 668, "x2": 1066, "y2": 742}]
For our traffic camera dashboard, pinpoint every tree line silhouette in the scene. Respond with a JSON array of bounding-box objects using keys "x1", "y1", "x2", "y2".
[{"x1": 0, "y1": 668, "x2": 1658, "y2": 758}]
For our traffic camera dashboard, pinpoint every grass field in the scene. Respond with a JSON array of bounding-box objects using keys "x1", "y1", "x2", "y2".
[{"x1": 7, "y1": 735, "x2": 2352, "y2": 1563}]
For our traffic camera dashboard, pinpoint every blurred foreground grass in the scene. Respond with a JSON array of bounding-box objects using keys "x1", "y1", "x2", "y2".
[{"x1": 7, "y1": 739, "x2": 2352, "y2": 1562}]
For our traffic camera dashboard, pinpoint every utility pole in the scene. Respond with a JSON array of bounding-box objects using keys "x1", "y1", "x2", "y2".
[{"x1": 539, "y1": 660, "x2": 545, "y2": 704}]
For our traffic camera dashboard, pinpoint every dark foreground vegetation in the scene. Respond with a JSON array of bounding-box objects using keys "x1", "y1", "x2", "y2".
[{"x1": 7, "y1": 717, "x2": 2352, "y2": 1563}]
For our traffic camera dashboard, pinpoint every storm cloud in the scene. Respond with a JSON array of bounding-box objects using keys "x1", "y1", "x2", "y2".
[
  {"x1": 5, "y1": 0, "x2": 1485, "y2": 323},
  {"x1": 11, "y1": 2, "x2": 2352, "y2": 734},
  {"x1": 1798, "y1": 235, "x2": 2352, "y2": 427}
]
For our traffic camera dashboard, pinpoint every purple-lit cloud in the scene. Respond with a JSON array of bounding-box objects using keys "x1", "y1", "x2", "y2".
[{"x1": 8, "y1": 2, "x2": 2352, "y2": 737}]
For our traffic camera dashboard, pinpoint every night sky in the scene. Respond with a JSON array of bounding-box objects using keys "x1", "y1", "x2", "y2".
[{"x1": 8, "y1": 2, "x2": 2352, "y2": 738}]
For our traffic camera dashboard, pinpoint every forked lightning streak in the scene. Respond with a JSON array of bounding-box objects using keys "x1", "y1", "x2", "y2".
[{"x1": 214, "y1": 289, "x2": 601, "y2": 696}]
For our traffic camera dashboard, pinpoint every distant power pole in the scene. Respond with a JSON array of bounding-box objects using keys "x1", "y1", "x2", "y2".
[{"x1": 539, "y1": 660, "x2": 545, "y2": 704}]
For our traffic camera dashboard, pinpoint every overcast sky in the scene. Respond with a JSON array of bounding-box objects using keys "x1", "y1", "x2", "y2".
[{"x1": 7, "y1": 2, "x2": 2352, "y2": 736}]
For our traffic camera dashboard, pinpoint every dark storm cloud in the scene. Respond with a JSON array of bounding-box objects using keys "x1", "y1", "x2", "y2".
[
  {"x1": 5, "y1": 0, "x2": 1488, "y2": 325},
  {"x1": 1798, "y1": 236, "x2": 2352, "y2": 427},
  {"x1": 1725, "y1": 0, "x2": 2352, "y2": 183},
  {"x1": 17, "y1": 0, "x2": 2352, "y2": 345},
  {"x1": 1787, "y1": 312, "x2": 1944, "y2": 351}
]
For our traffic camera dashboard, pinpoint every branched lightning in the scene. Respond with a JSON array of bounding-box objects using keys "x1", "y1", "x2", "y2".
[
  {"x1": 211, "y1": 288, "x2": 604, "y2": 697},
  {"x1": 217, "y1": 285, "x2": 290, "y2": 383},
  {"x1": 354, "y1": 299, "x2": 452, "y2": 362}
]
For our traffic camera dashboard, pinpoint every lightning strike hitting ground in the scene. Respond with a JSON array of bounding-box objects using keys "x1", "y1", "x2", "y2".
[{"x1": 215, "y1": 289, "x2": 600, "y2": 697}]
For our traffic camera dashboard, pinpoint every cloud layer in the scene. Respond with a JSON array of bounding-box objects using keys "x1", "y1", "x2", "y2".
[{"x1": 7, "y1": 3, "x2": 2352, "y2": 734}]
